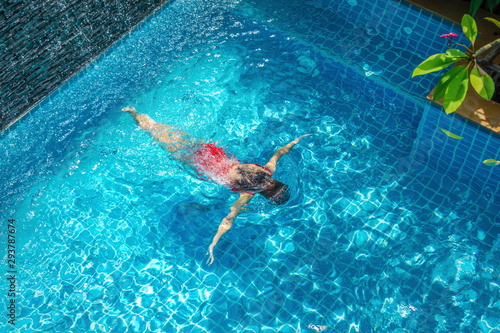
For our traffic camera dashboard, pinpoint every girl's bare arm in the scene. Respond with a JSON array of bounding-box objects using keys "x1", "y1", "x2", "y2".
[
  {"x1": 264, "y1": 134, "x2": 312, "y2": 174},
  {"x1": 207, "y1": 192, "x2": 254, "y2": 265}
]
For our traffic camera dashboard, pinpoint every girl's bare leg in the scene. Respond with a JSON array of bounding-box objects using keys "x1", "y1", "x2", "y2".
[{"x1": 122, "y1": 107, "x2": 193, "y2": 156}]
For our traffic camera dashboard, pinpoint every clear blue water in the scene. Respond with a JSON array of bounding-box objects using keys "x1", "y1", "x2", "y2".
[{"x1": 1, "y1": 0, "x2": 500, "y2": 332}]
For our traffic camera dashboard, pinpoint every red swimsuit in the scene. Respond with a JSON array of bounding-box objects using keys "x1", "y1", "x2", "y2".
[
  {"x1": 191, "y1": 143, "x2": 272, "y2": 193},
  {"x1": 191, "y1": 143, "x2": 239, "y2": 188}
]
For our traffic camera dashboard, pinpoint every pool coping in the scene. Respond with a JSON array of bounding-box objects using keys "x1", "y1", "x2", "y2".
[
  {"x1": 406, "y1": 0, "x2": 500, "y2": 135},
  {"x1": 427, "y1": 79, "x2": 500, "y2": 133}
]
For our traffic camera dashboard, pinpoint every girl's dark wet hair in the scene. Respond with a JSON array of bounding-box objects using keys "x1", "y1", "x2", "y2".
[
  {"x1": 260, "y1": 179, "x2": 290, "y2": 205},
  {"x1": 232, "y1": 166, "x2": 290, "y2": 205}
]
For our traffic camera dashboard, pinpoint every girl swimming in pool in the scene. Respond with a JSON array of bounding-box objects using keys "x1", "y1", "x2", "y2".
[{"x1": 122, "y1": 107, "x2": 310, "y2": 264}]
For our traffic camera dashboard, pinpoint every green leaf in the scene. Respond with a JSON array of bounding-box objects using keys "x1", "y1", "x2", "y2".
[
  {"x1": 485, "y1": 17, "x2": 500, "y2": 29},
  {"x1": 412, "y1": 53, "x2": 461, "y2": 77},
  {"x1": 462, "y1": 14, "x2": 478, "y2": 44},
  {"x1": 483, "y1": 158, "x2": 500, "y2": 166},
  {"x1": 470, "y1": 0, "x2": 482, "y2": 17},
  {"x1": 486, "y1": 0, "x2": 500, "y2": 12},
  {"x1": 443, "y1": 65, "x2": 470, "y2": 113},
  {"x1": 438, "y1": 127, "x2": 464, "y2": 139},
  {"x1": 470, "y1": 67, "x2": 495, "y2": 99},
  {"x1": 446, "y1": 49, "x2": 468, "y2": 58},
  {"x1": 433, "y1": 65, "x2": 469, "y2": 101}
]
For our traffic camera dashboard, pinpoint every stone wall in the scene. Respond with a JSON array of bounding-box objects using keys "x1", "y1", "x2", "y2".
[{"x1": 0, "y1": 0, "x2": 170, "y2": 131}]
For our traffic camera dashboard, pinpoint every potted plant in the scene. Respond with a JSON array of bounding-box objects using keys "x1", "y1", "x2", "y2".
[
  {"x1": 412, "y1": 14, "x2": 500, "y2": 113},
  {"x1": 412, "y1": 14, "x2": 500, "y2": 166}
]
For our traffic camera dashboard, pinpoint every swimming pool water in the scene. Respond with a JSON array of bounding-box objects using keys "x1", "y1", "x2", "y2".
[{"x1": 1, "y1": 0, "x2": 500, "y2": 332}]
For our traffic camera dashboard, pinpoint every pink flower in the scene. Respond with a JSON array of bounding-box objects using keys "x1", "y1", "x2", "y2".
[{"x1": 440, "y1": 33, "x2": 459, "y2": 38}]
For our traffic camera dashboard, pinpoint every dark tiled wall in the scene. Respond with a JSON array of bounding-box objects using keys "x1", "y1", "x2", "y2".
[
  {"x1": 410, "y1": 104, "x2": 500, "y2": 216},
  {"x1": 0, "y1": 0, "x2": 170, "y2": 131}
]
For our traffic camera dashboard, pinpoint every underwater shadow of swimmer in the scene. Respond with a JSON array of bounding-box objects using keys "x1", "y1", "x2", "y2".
[{"x1": 161, "y1": 201, "x2": 214, "y2": 244}]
